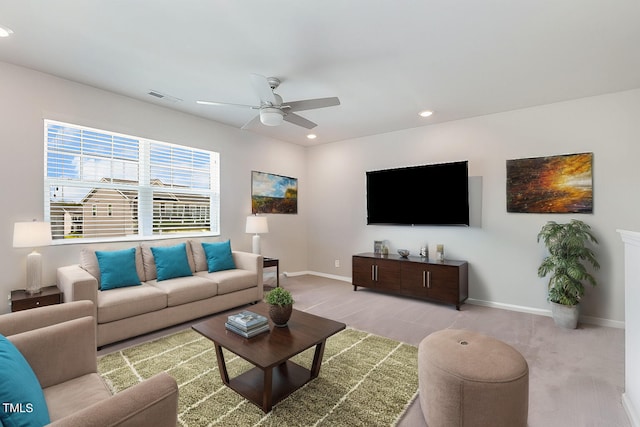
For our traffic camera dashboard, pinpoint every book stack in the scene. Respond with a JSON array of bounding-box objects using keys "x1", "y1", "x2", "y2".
[{"x1": 225, "y1": 310, "x2": 270, "y2": 338}]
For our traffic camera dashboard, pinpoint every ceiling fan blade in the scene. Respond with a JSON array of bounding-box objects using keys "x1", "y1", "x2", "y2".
[
  {"x1": 196, "y1": 100, "x2": 259, "y2": 109},
  {"x1": 284, "y1": 97, "x2": 340, "y2": 112},
  {"x1": 250, "y1": 74, "x2": 277, "y2": 105},
  {"x1": 241, "y1": 114, "x2": 261, "y2": 130},
  {"x1": 283, "y1": 113, "x2": 317, "y2": 129}
]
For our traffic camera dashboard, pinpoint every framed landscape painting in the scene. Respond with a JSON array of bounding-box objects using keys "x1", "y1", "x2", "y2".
[
  {"x1": 251, "y1": 171, "x2": 298, "y2": 214},
  {"x1": 506, "y1": 152, "x2": 593, "y2": 213}
]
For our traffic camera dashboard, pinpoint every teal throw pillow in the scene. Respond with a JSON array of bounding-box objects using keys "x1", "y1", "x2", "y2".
[
  {"x1": 202, "y1": 240, "x2": 236, "y2": 272},
  {"x1": 95, "y1": 248, "x2": 141, "y2": 291},
  {"x1": 150, "y1": 243, "x2": 193, "y2": 281},
  {"x1": 0, "y1": 335, "x2": 50, "y2": 427}
]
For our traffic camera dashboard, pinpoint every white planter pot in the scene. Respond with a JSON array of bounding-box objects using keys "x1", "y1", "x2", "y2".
[{"x1": 550, "y1": 302, "x2": 580, "y2": 329}]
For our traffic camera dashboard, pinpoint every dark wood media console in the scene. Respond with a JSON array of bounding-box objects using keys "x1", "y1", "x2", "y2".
[{"x1": 352, "y1": 252, "x2": 468, "y2": 310}]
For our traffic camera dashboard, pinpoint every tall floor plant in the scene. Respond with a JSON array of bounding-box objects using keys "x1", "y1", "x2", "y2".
[{"x1": 537, "y1": 219, "x2": 599, "y2": 328}]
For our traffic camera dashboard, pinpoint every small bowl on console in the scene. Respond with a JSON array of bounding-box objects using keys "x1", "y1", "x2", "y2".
[{"x1": 397, "y1": 249, "x2": 410, "y2": 258}]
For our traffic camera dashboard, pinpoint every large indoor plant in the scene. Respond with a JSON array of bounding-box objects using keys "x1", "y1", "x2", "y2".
[
  {"x1": 537, "y1": 219, "x2": 600, "y2": 329},
  {"x1": 264, "y1": 287, "x2": 294, "y2": 327}
]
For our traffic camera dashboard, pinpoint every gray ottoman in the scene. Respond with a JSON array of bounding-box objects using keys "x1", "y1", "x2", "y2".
[{"x1": 418, "y1": 329, "x2": 529, "y2": 427}]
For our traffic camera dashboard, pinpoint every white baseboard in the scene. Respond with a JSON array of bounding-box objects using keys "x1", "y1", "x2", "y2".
[
  {"x1": 466, "y1": 298, "x2": 625, "y2": 329},
  {"x1": 303, "y1": 271, "x2": 352, "y2": 282},
  {"x1": 466, "y1": 298, "x2": 550, "y2": 317},
  {"x1": 623, "y1": 393, "x2": 640, "y2": 427},
  {"x1": 287, "y1": 271, "x2": 625, "y2": 329}
]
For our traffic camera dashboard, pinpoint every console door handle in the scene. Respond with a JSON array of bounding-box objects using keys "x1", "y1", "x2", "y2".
[
  {"x1": 371, "y1": 265, "x2": 375, "y2": 281},
  {"x1": 422, "y1": 271, "x2": 426, "y2": 287},
  {"x1": 427, "y1": 271, "x2": 432, "y2": 288}
]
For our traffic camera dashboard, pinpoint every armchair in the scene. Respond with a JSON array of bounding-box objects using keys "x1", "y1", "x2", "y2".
[{"x1": 0, "y1": 301, "x2": 178, "y2": 427}]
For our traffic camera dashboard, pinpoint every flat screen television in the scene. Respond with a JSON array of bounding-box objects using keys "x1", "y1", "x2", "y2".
[{"x1": 366, "y1": 161, "x2": 469, "y2": 226}]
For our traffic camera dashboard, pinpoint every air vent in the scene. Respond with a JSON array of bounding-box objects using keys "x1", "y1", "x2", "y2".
[{"x1": 147, "y1": 90, "x2": 182, "y2": 103}]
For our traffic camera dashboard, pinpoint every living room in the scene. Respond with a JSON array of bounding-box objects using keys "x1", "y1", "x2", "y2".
[{"x1": 1, "y1": 2, "x2": 639, "y2": 426}]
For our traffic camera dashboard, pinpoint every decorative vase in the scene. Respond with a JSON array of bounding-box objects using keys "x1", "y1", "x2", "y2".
[
  {"x1": 269, "y1": 304, "x2": 293, "y2": 327},
  {"x1": 550, "y1": 301, "x2": 580, "y2": 329}
]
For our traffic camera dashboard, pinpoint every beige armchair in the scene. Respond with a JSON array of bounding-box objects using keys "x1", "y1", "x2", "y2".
[{"x1": 0, "y1": 301, "x2": 178, "y2": 427}]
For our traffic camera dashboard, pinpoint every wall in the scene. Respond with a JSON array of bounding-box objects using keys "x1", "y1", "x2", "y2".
[
  {"x1": 306, "y1": 89, "x2": 640, "y2": 325},
  {"x1": 0, "y1": 61, "x2": 308, "y2": 314}
]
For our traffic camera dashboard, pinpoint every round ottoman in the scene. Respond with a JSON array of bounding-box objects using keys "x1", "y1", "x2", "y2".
[{"x1": 418, "y1": 329, "x2": 528, "y2": 427}]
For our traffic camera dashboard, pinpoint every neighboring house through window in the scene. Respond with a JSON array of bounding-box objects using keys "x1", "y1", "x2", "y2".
[{"x1": 45, "y1": 120, "x2": 220, "y2": 241}]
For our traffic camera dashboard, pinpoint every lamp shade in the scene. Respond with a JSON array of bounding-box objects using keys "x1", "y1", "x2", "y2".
[
  {"x1": 246, "y1": 216, "x2": 269, "y2": 234},
  {"x1": 13, "y1": 222, "x2": 52, "y2": 248}
]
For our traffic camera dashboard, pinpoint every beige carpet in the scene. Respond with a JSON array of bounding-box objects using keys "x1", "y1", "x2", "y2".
[{"x1": 98, "y1": 327, "x2": 418, "y2": 426}]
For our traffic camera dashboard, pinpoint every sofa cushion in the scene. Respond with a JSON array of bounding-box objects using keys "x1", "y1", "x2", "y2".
[
  {"x1": 81, "y1": 246, "x2": 146, "y2": 286},
  {"x1": 150, "y1": 243, "x2": 193, "y2": 281},
  {"x1": 95, "y1": 248, "x2": 142, "y2": 290},
  {"x1": 190, "y1": 240, "x2": 208, "y2": 272},
  {"x1": 97, "y1": 284, "x2": 167, "y2": 324},
  {"x1": 202, "y1": 240, "x2": 236, "y2": 272},
  {"x1": 141, "y1": 240, "x2": 196, "y2": 281},
  {"x1": 0, "y1": 335, "x2": 50, "y2": 427},
  {"x1": 147, "y1": 276, "x2": 218, "y2": 307},
  {"x1": 195, "y1": 269, "x2": 256, "y2": 295},
  {"x1": 43, "y1": 373, "x2": 112, "y2": 422}
]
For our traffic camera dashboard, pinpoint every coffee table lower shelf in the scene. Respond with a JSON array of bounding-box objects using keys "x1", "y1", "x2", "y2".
[{"x1": 227, "y1": 360, "x2": 313, "y2": 412}]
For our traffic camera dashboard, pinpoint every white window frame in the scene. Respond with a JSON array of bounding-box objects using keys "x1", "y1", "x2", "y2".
[{"x1": 44, "y1": 120, "x2": 220, "y2": 244}]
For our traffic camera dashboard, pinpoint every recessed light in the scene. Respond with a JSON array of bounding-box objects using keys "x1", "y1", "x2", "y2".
[
  {"x1": 419, "y1": 110, "x2": 434, "y2": 118},
  {"x1": 306, "y1": 134, "x2": 317, "y2": 140},
  {"x1": 0, "y1": 26, "x2": 14, "y2": 38}
]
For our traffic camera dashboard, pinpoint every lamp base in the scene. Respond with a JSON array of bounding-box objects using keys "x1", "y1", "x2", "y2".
[
  {"x1": 26, "y1": 250, "x2": 43, "y2": 295},
  {"x1": 252, "y1": 234, "x2": 261, "y2": 254}
]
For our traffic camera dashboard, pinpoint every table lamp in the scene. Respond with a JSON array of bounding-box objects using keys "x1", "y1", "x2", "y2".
[
  {"x1": 13, "y1": 221, "x2": 52, "y2": 294},
  {"x1": 246, "y1": 215, "x2": 268, "y2": 254}
]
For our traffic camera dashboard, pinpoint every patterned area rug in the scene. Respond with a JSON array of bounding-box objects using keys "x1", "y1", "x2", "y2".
[{"x1": 98, "y1": 327, "x2": 418, "y2": 426}]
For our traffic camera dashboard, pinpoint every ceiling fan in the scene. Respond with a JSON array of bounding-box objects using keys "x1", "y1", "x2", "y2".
[{"x1": 197, "y1": 74, "x2": 340, "y2": 129}]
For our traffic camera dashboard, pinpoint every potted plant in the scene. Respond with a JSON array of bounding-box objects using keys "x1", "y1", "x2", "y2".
[
  {"x1": 537, "y1": 219, "x2": 600, "y2": 329},
  {"x1": 264, "y1": 287, "x2": 294, "y2": 327}
]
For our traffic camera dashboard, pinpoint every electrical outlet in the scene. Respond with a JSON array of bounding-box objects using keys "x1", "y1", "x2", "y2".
[{"x1": 334, "y1": 259, "x2": 340, "y2": 268}]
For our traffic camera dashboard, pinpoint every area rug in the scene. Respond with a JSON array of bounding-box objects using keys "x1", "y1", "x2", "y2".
[{"x1": 98, "y1": 327, "x2": 418, "y2": 426}]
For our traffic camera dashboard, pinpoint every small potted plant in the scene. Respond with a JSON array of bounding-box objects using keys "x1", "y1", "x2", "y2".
[
  {"x1": 264, "y1": 287, "x2": 294, "y2": 327},
  {"x1": 537, "y1": 219, "x2": 600, "y2": 329}
]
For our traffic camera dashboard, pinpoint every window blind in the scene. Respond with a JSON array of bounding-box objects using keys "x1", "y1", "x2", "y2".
[{"x1": 44, "y1": 120, "x2": 219, "y2": 242}]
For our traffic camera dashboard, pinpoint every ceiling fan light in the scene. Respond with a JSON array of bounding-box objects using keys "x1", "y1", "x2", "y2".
[{"x1": 260, "y1": 108, "x2": 284, "y2": 126}]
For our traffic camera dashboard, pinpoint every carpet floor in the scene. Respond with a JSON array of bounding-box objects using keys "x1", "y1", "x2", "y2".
[
  {"x1": 98, "y1": 327, "x2": 418, "y2": 427},
  {"x1": 98, "y1": 274, "x2": 629, "y2": 426}
]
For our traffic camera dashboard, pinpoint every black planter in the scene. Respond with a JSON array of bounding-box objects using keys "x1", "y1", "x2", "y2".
[{"x1": 269, "y1": 304, "x2": 293, "y2": 327}]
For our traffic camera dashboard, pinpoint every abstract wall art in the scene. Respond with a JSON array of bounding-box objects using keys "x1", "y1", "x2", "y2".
[
  {"x1": 506, "y1": 152, "x2": 593, "y2": 213},
  {"x1": 251, "y1": 171, "x2": 298, "y2": 214}
]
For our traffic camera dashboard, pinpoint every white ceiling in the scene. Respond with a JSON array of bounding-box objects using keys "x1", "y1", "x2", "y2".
[{"x1": 1, "y1": 1, "x2": 639, "y2": 146}]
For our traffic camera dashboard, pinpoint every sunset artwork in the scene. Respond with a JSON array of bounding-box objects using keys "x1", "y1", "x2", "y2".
[{"x1": 506, "y1": 153, "x2": 593, "y2": 213}]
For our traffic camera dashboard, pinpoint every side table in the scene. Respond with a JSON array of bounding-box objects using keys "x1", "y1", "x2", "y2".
[
  {"x1": 11, "y1": 285, "x2": 63, "y2": 312},
  {"x1": 263, "y1": 257, "x2": 280, "y2": 287}
]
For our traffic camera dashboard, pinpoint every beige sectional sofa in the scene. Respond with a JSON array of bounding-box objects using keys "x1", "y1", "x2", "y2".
[{"x1": 57, "y1": 239, "x2": 263, "y2": 347}]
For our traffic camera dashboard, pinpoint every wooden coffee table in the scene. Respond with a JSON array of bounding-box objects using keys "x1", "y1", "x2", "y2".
[{"x1": 192, "y1": 303, "x2": 346, "y2": 413}]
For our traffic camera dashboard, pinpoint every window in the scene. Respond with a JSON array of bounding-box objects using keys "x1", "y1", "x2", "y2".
[{"x1": 45, "y1": 120, "x2": 219, "y2": 242}]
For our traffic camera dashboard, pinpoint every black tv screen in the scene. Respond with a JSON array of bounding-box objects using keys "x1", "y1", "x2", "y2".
[{"x1": 366, "y1": 161, "x2": 469, "y2": 226}]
